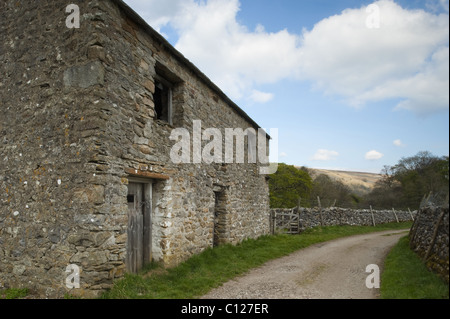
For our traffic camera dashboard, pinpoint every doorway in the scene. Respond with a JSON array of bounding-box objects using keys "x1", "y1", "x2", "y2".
[
  {"x1": 213, "y1": 190, "x2": 227, "y2": 247},
  {"x1": 126, "y1": 181, "x2": 152, "y2": 273}
]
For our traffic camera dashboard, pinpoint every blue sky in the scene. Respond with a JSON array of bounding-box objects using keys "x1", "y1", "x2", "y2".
[{"x1": 123, "y1": 0, "x2": 449, "y2": 173}]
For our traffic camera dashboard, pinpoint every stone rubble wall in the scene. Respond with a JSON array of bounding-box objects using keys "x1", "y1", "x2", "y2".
[
  {"x1": 0, "y1": 0, "x2": 114, "y2": 299},
  {"x1": 409, "y1": 206, "x2": 449, "y2": 283},
  {"x1": 270, "y1": 207, "x2": 416, "y2": 232}
]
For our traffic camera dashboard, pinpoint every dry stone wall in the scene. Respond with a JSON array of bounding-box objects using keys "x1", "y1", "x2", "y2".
[
  {"x1": 270, "y1": 207, "x2": 416, "y2": 232},
  {"x1": 409, "y1": 206, "x2": 449, "y2": 283}
]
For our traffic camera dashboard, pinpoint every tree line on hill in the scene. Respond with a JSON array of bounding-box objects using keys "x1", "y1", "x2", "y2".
[{"x1": 269, "y1": 151, "x2": 449, "y2": 210}]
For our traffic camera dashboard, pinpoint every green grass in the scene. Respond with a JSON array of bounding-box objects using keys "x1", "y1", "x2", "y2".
[
  {"x1": 102, "y1": 222, "x2": 413, "y2": 299},
  {"x1": 0, "y1": 288, "x2": 29, "y2": 300},
  {"x1": 381, "y1": 236, "x2": 449, "y2": 299}
]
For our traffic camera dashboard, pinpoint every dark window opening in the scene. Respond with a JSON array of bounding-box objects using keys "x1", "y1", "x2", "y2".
[
  {"x1": 127, "y1": 195, "x2": 135, "y2": 203},
  {"x1": 153, "y1": 62, "x2": 184, "y2": 126},
  {"x1": 154, "y1": 78, "x2": 172, "y2": 125}
]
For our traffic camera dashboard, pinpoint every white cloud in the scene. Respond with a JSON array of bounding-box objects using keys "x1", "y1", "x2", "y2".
[
  {"x1": 124, "y1": 0, "x2": 449, "y2": 113},
  {"x1": 123, "y1": 0, "x2": 188, "y2": 34},
  {"x1": 393, "y1": 139, "x2": 405, "y2": 147},
  {"x1": 280, "y1": 152, "x2": 288, "y2": 158},
  {"x1": 249, "y1": 90, "x2": 274, "y2": 103},
  {"x1": 172, "y1": 0, "x2": 302, "y2": 101},
  {"x1": 124, "y1": 0, "x2": 301, "y2": 101},
  {"x1": 297, "y1": 0, "x2": 449, "y2": 114},
  {"x1": 365, "y1": 150, "x2": 384, "y2": 160},
  {"x1": 312, "y1": 149, "x2": 339, "y2": 161}
]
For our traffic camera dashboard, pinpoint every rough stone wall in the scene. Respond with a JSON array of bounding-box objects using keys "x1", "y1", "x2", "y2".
[
  {"x1": 270, "y1": 207, "x2": 416, "y2": 232},
  {"x1": 0, "y1": 0, "x2": 119, "y2": 298},
  {"x1": 95, "y1": 0, "x2": 270, "y2": 267},
  {"x1": 0, "y1": 0, "x2": 270, "y2": 298},
  {"x1": 409, "y1": 206, "x2": 449, "y2": 283}
]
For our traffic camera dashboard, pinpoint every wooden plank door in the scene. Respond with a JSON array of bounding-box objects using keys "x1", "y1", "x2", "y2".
[{"x1": 126, "y1": 182, "x2": 152, "y2": 273}]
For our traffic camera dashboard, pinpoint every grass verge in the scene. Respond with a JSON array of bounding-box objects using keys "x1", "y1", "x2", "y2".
[
  {"x1": 102, "y1": 222, "x2": 412, "y2": 299},
  {"x1": 0, "y1": 288, "x2": 29, "y2": 300},
  {"x1": 381, "y1": 236, "x2": 449, "y2": 299}
]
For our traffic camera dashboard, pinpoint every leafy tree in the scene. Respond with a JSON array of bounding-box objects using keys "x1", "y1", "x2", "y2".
[
  {"x1": 392, "y1": 151, "x2": 449, "y2": 208},
  {"x1": 269, "y1": 163, "x2": 312, "y2": 208},
  {"x1": 363, "y1": 165, "x2": 404, "y2": 209},
  {"x1": 364, "y1": 151, "x2": 449, "y2": 209},
  {"x1": 310, "y1": 174, "x2": 355, "y2": 208}
]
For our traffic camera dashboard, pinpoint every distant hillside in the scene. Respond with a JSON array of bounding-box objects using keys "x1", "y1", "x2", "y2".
[{"x1": 306, "y1": 168, "x2": 382, "y2": 196}]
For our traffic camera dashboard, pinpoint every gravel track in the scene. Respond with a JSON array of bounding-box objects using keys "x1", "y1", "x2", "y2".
[{"x1": 202, "y1": 229, "x2": 409, "y2": 299}]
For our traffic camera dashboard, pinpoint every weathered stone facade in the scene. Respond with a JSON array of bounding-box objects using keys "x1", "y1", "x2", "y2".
[
  {"x1": 0, "y1": 0, "x2": 270, "y2": 298},
  {"x1": 410, "y1": 206, "x2": 449, "y2": 283}
]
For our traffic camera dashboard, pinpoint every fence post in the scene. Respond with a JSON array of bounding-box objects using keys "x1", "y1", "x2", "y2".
[
  {"x1": 408, "y1": 208, "x2": 415, "y2": 221},
  {"x1": 419, "y1": 194, "x2": 427, "y2": 209},
  {"x1": 270, "y1": 210, "x2": 275, "y2": 235},
  {"x1": 297, "y1": 197, "x2": 302, "y2": 232},
  {"x1": 392, "y1": 208, "x2": 399, "y2": 223},
  {"x1": 370, "y1": 205, "x2": 376, "y2": 227},
  {"x1": 410, "y1": 207, "x2": 422, "y2": 244},
  {"x1": 317, "y1": 196, "x2": 323, "y2": 226},
  {"x1": 424, "y1": 210, "x2": 445, "y2": 261},
  {"x1": 330, "y1": 199, "x2": 336, "y2": 208},
  {"x1": 421, "y1": 191, "x2": 433, "y2": 208}
]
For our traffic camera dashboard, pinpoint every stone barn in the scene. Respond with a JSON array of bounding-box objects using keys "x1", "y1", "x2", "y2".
[{"x1": 0, "y1": 0, "x2": 271, "y2": 297}]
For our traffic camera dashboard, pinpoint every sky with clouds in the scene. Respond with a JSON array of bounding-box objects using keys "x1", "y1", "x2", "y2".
[{"x1": 123, "y1": 0, "x2": 449, "y2": 173}]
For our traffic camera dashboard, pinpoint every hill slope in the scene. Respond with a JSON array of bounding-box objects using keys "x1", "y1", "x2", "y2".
[{"x1": 308, "y1": 168, "x2": 382, "y2": 195}]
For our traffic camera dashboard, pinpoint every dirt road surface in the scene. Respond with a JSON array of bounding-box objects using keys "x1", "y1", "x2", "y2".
[{"x1": 202, "y1": 229, "x2": 409, "y2": 299}]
